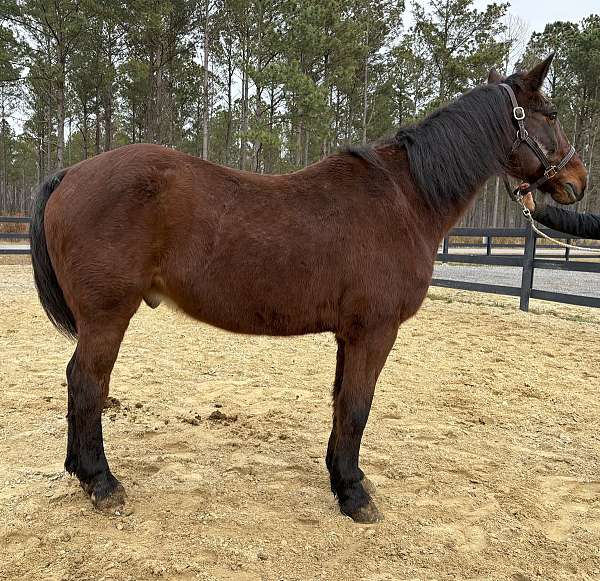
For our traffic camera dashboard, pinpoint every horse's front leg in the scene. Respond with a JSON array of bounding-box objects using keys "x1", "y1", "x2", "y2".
[{"x1": 328, "y1": 324, "x2": 398, "y2": 523}]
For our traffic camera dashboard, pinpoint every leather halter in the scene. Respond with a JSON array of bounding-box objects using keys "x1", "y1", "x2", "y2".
[{"x1": 499, "y1": 82, "x2": 575, "y2": 197}]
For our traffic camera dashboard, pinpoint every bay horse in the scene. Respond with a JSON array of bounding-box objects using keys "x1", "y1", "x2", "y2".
[{"x1": 30, "y1": 55, "x2": 587, "y2": 523}]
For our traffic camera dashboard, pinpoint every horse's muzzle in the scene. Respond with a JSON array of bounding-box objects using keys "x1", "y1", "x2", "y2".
[{"x1": 566, "y1": 181, "x2": 585, "y2": 203}]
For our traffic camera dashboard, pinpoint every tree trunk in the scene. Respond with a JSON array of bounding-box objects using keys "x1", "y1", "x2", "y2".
[
  {"x1": 296, "y1": 117, "x2": 303, "y2": 167},
  {"x1": 252, "y1": 5, "x2": 264, "y2": 171},
  {"x1": 104, "y1": 29, "x2": 113, "y2": 152},
  {"x1": 253, "y1": 86, "x2": 263, "y2": 171},
  {"x1": 68, "y1": 116, "x2": 72, "y2": 166},
  {"x1": 56, "y1": 81, "x2": 65, "y2": 168},
  {"x1": 56, "y1": 43, "x2": 66, "y2": 169},
  {"x1": 239, "y1": 32, "x2": 249, "y2": 170},
  {"x1": 225, "y1": 39, "x2": 233, "y2": 165},
  {"x1": 104, "y1": 92, "x2": 112, "y2": 152},
  {"x1": 303, "y1": 127, "x2": 309, "y2": 167},
  {"x1": 37, "y1": 136, "x2": 42, "y2": 184},
  {"x1": 146, "y1": 45, "x2": 158, "y2": 142},
  {"x1": 46, "y1": 106, "x2": 52, "y2": 173},
  {"x1": 196, "y1": 95, "x2": 202, "y2": 156},
  {"x1": 94, "y1": 86, "x2": 101, "y2": 155},
  {"x1": 202, "y1": 0, "x2": 210, "y2": 160},
  {"x1": 334, "y1": 89, "x2": 340, "y2": 149},
  {"x1": 492, "y1": 176, "x2": 500, "y2": 227},
  {"x1": 266, "y1": 86, "x2": 275, "y2": 172},
  {"x1": 132, "y1": 99, "x2": 136, "y2": 143},
  {"x1": 362, "y1": 55, "x2": 369, "y2": 145},
  {"x1": 0, "y1": 88, "x2": 5, "y2": 206},
  {"x1": 587, "y1": 123, "x2": 597, "y2": 192},
  {"x1": 82, "y1": 100, "x2": 89, "y2": 158}
]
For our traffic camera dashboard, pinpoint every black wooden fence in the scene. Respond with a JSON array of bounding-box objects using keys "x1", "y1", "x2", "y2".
[
  {"x1": 0, "y1": 216, "x2": 31, "y2": 255},
  {"x1": 435, "y1": 224, "x2": 600, "y2": 311},
  {"x1": 3, "y1": 217, "x2": 600, "y2": 312}
]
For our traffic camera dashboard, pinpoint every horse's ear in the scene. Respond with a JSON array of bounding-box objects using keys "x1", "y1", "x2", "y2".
[
  {"x1": 487, "y1": 68, "x2": 502, "y2": 84},
  {"x1": 524, "y1": 53, "x2": 554, "y2": 91}
]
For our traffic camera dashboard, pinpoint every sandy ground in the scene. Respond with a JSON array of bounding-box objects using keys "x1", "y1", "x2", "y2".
[{"x1": 2, "y1": 264, "x2": 600, "y2": 581}]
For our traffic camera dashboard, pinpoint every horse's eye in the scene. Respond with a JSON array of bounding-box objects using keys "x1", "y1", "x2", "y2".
[{"x1": 548, "y1": 112, "x2": 558, "y2": 121}]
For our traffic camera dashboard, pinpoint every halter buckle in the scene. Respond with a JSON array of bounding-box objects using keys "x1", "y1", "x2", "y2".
[
  {"x1": 513, "y1": 106, "x2": 525, "y2": 121},
  {"x1": 544, "y1": 166, "x2": 558, "y2": 179},
  {"x1": 517, "y1": 128, "x2": 528, "y2": 141}
]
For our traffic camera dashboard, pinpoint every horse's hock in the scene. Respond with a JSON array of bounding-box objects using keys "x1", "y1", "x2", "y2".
[{"x1": 2, "y1": 263, "x2": 600, "y2": 579}]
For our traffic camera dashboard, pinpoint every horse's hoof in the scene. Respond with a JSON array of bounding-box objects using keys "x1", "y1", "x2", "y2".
[
  {"x1": 92, "y1": 483, "x2": 126, "y2": 511},
  {"x1": 86, "y1": 473, "x2": 126, "y2": 511},
  {"x1": 341, "y1": 497, "x2": 382, "y2": 523},
  {"x1": 361, "y1": 477, "x2": 377, "y2": 496},
  {"x1": 350, "y1": 501, "x2": 382, "y2": 524}
]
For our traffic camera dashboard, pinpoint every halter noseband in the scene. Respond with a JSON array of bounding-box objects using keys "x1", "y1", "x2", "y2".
[{"x1": 499, "y1": 82, "x2": 575, "y2": 197}]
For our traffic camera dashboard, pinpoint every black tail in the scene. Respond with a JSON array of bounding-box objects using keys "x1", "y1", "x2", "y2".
[{"x1": 30, "y1": 170, "x2": 78, "y2": 340}]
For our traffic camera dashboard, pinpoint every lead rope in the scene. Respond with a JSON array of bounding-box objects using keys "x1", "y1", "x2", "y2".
[{"x1": 510, "y1": 186, "x2": 600, "y2": 254}]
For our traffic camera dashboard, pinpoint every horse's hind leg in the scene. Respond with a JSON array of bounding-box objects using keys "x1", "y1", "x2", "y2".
[
  {"x1": 328, "y1": 324, "x2": 397, "y2": 523},
  {"x1": 326, "y1": 338, "x2": 345, "y2": 474},
  {"x1": 65, "y1": 320, "x2": 131, "y2": 510}
]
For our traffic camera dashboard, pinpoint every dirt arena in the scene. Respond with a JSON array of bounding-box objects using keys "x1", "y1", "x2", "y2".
[{"x1": 2, "y1": 262, "x2": 600, "y2": 581}]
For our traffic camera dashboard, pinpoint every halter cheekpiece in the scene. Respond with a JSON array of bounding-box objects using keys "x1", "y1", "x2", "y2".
[{"x1": 499, "y1": 82, "x2": 575, "y2": 197}]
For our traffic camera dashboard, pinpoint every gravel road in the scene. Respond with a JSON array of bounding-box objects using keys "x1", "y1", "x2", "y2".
[{"x1": 434, "y1": 263, "x2": 600, "y2": 298}]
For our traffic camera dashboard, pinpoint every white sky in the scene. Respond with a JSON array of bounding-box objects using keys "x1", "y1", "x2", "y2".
[
  {"x1": 410, "y1": 0, "x2": 598, "y2": 34},
  {"x1": 474, "y1": 0, "x2": 598, "y2": 33}
]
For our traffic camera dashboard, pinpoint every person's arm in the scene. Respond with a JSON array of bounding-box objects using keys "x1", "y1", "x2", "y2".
[{"x1": 522, "y1": 194, "x2": 600, "y2": 240}]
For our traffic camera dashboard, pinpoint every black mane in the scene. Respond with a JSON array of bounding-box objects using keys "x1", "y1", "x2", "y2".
[{"x1": 347, "y1": 84, "x2": 515, "y2": 212}]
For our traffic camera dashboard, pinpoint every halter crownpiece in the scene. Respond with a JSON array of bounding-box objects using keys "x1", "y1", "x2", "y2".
[{"x1": 499, "y1": 82, "x2": 575, "y2": 196}]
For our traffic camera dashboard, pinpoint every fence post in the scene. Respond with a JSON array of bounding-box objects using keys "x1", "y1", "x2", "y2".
[
  {"x1": 565, "y1": 240, "x2": 570, "y2": 262},
  {"x1": 486, "y1": 236, "x2": 492, "y2": 256},
  {"x1": 520, "y1": 222, "x2": 536, "y2": 312},
  {"x1": 442, "y1": 236, "x2": 449, "y2": 263}
]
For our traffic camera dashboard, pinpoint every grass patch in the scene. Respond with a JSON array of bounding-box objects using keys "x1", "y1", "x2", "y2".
[
  {"x1": 528, "y1": 307, "x2": 600, "y2": 325},
  {"x1": 427, "y1": 291, "x2": 454, "y2": 304}
]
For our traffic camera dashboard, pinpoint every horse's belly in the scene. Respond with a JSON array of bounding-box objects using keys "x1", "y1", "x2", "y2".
[
  {"x1": 178, "y1": 297, "x2": 334, "y2": 336},
  {"x1": 160, "y1": 270, "x2": 337, "y2": 336}
]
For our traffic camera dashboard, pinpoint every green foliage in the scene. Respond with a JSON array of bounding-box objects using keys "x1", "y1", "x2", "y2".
[
  {"x1": 0, "y1": 0, "x2": 598, "y2": 219},
  {"x1": 411, "y1": 0, "x2": 509, "y2": 107}
]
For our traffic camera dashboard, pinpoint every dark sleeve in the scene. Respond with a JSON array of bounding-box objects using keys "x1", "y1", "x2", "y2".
[{"x1": 532, "y1": 205, "x2": 600, "y2": 240}]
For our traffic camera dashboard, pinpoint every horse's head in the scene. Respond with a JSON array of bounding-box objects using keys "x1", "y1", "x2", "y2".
[{"x1": 488, "y1": 55, "x2": 588, "y2": 205}]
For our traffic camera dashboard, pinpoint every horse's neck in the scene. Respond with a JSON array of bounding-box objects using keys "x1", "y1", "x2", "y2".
[
  {"x1": 382, "y1": 145, "x2": 493, "y2": 242},
  {"x1": 438, "y1": 183, "x2": 487, "y2": 235},
  {"x1": 384, "y1": 87, "x2": 512, "y2": 238}
]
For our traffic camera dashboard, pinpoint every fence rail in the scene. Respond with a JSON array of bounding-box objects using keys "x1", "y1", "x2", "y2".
[
  {"x1": 0, "y1": 216, "x2": 31, "y2": 255},
  {"x1": 3, "y1": 217, "x2": 600, "y2": 311},
  {"x1": 435, "y1": 224, "x2": 600, "y2": 311},
  {"x1": 0, "y1": 216, "x2": 31, "y2": 224}
]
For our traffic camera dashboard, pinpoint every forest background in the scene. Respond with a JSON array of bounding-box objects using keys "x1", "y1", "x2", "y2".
[{"x1": 0, "y1": 0, "x2": 598, "y2": 226}]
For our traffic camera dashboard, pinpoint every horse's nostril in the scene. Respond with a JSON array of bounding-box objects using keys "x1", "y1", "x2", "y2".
[{"x1": 567, "y1": 182, "x2": 584, "y2": 201}]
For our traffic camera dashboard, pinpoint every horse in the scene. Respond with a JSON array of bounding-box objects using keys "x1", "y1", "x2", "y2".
[{"x1": 30, "y1": 55, "x2": 587, "y2": 523}]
